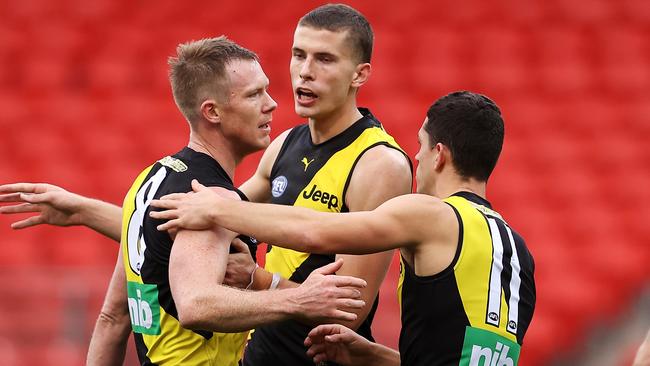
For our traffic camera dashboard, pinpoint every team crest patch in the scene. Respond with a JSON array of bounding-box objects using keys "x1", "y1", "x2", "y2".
[
  {"x1": 159, "y1": 156, "x2": 188, "y2": 172},
  {"x1": 271, "y1": 176, "x2": 288, "y2": 198}
]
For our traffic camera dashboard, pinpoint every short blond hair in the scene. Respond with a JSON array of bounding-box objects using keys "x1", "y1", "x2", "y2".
[{"x1": 168, "y1": 36, "x2": 258, "y2": 123}]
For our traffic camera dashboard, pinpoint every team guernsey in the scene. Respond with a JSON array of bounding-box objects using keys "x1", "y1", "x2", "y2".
[
  {"x1": 243, "y1": 108, "x2": 410, "y2": 365},
  {"x1": 397, "y1": 192, "x2": 536, "y2": 366},
  {"x1": 120, "y1": 147, "x2": 257, "y2": 366}
]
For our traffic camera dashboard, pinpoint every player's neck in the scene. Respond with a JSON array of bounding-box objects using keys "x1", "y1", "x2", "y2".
[
  {"x1": 308, "y1": 100, "x2": 362, "y2": 144},
  {"x1": 437, "y1": 174, "x2": 487, "y2": 201},
  {"x1": 187, "y1": 130, "x2": 238, "y2": 181}
]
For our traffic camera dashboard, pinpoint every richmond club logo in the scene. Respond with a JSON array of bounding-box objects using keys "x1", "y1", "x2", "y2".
[{"x1": 271, "y1": 176, "x2": 288, "y2": 198}]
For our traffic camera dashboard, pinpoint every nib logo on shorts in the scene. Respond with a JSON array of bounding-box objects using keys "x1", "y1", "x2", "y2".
[
  {"x1": 460, "y1": 327, "x2": 520, "y2": 366},
  {"x1": 127, "y1": 282, "x2": 161, "y2": 335}
]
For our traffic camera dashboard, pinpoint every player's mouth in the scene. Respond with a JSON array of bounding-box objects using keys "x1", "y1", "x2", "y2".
[
  {"x1": 258, "y1": 120, "x2": 272, "y2": 132},
  {"x1": 296, "y1": 87, "x2": 318, "y2": 107}
]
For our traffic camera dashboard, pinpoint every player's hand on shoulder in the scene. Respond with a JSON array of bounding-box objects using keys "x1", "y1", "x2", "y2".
[
  {"x1": 291, "y1": 259, "x2": 367, "y2": 324},
  {"x1": 149, "y1": 179, "x2": 239, "y2": 231},
  {"x1": 0, "y1": 182, "x2": 86, "y2": 229}
]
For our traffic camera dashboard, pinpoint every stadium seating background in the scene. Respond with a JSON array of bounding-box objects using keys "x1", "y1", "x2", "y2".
[{"x1": 0, "y1": 0, "x2": 649, "y2": 364}]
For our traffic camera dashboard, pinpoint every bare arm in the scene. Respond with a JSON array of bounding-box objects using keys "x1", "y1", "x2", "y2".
[
  {"x1": 0, "y1": 183, "x2": 122, "y2": 241},
  {"x1": 169, "y1": 227, "x2": 232, "y2": 329},
  {"x1": 87, "y1": 250, "x2": 131, "y2": 365},
  {"x1": 150, "y1": 182, "x2": 453, "y2": 254},
  {"x1": 69, "y1": 198, "x2": 122, "y2": 241},
  {"x1": 170, "y1": 228, "x2": 367, "y2": 333}
]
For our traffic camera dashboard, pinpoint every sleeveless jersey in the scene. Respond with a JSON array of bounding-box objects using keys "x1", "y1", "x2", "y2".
[
  {"x1": 243, "y1": 108, "x2": 410, "y2": 365},
  {"x1": 121, "y1": 147, "x2": 257, "y2": 365},
  {"x1": 397, "y1": 192, "x2": 536, "y2": 366}
]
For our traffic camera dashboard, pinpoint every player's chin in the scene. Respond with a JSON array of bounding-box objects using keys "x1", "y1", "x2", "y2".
[
  {"x1": 294, "y1": 103, "x2": 316, "y2": 118},
  {"x1": 240, "y1": 138, "x2": 269, "y2": 155},
  {"x1": 255, "y1": 135, "x2": 271, "y2": 150}
]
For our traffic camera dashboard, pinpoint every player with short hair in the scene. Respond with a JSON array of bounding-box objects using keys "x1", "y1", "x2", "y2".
[
  {"x1": 0, "y1": 4, "x2": 412, "y2": 365},
  {"x1": 0, "y1": 36, "x2": 367, "y2": 366},
  {"x1": 229, "y1": 4, "x2": 413, "y2": 365},
  {"x1": 150, "y1": 91, "x2": 537, "y2": 366}
]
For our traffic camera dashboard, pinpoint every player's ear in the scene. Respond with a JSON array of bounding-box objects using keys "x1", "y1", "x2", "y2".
[
  {"x1": 433, "y1": 143, "x2": 446, "y2": 172},
  {"x1": 200, "y1": 99, "x2": 221, "y2": 125},
  {"x1": 351, "y1": 62, "x2": 371, "y2": 88}
]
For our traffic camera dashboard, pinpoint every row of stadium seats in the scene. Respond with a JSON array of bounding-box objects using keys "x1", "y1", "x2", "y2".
[
  {"x1": 2, "y1": 36, "x2": 648, "y2": 97},
  {"x1": 2, "y1": 0, "x2": 650, "y2": 25},
  {"x1": 2, "y1": 0, "x2": 649, "y2": 365}
]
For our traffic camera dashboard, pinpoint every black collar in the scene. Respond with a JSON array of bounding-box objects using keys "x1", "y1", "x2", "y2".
[{"x1": 451, "y1": 191, "x2": 492, "y2": 209}]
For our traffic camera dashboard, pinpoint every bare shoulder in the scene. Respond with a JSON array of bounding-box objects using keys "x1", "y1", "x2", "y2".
[
  {"x1": 373, "y1": 194, "x2": 457, "y2": 247},
  {"x1": 392, "y1": 194, "x2": 459, "y2": 275},
  {"x1": 355, "y1": 144, "x2": 411, "y2": 177},
  {"x1": 382, "y1": 193, "x2": 451, "y2": 217},
  {"x1": 415, "y1": 194, "x2": 459, "y2": 244},
  {"x1": 389, "y1": 194, "x2": 456, "y2": 226},
  {"x1": 347, "y1": 145, "x2": 412, "y2": 210},
  {"x1": 410, "y1": 194, "x2": 457, "y2": 225}
]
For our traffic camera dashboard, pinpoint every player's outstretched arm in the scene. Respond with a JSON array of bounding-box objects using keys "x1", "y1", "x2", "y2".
[
  {"x1": 0, "y1": 183, "x2": 122, "y2": 242},
  {"x1": 149, "y1": 181, "x2": 442, "y2": 255},
  {"x1": 87, "y1": 250, "x2": 131, "y2": 365},
  {"x1": 304, "y1": 324, "x2": 400, "y2": 366}
]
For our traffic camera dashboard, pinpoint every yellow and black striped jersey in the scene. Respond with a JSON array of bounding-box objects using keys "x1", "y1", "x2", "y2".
[
  {"x1": 121, "y1": 147, "x2": 256, "y2": 366},
  {"x1": 397, "y1": 191, "x2": 536, "y2": 366},
  {"x1": 243, "y1": 109, "x2": 411, "y2": 366}
]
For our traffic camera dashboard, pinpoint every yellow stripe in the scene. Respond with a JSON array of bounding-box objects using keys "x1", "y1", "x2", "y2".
[
  {"x1": 120, "y1": 164, "x2": 246, "y2": 365},
  {"x1": 121, "y1": 164, "x2": 154, "y2": 283},
  {"x1": 266, "y1": 126, "x2": 405, "y2": 278},
  {"x1": 445, "y1": 196, "x2": 517, "y2": 343},
  {"x1": 143, "y1": 309, "x2": 246, "y2": 366},
  {"x1": 397, "y1": 256, "x2": 404, "y2": 317}
]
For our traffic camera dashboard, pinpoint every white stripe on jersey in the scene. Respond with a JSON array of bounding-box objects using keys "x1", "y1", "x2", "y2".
[
  {"x1": 505, "y1": 225, "x2": 521, "y2": 335},
  {"x1": 486, "y1": 218, "x2": 504, "y2": 327}
]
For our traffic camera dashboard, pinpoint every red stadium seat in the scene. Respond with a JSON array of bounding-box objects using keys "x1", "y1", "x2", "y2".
[
  {"x1": 620, "y1": 0, "x2": 650, "y2": 23},
  {"x1": 494, "y1": 0, "x2": 547, "y2": 25},
  {"x1": 473, "y1": 28, "x2": 531, "y2": 93},
  {"x1": 552, "y1": 0, "x2": 617, "y2": 24}
]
